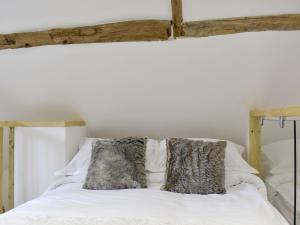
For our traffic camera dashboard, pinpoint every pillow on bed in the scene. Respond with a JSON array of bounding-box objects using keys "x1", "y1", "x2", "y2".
[
  {"x1": 146, "y1": 139, "x2": 167, "y2": 172},
  {"x1": 54, "y1": 138, "x2": 106, "y2": 177},
  {"x1": 189, "y1": 138, "x2": 257, "y2": 174},
  {"x1": 147, "y1": 172, "x2": 165, "y2": 184},
  {"x1": 83, "y1": 137, "x2": 147, "y2": 190},
  {"x1": 154, "y1": 138, "x2": 257, "y2": 174},
  {"x1": 56, "y1": 137, "x2": 257, "y2": 183},
  {"x1": 56, "y1": 138, "x2": 163, "y2": 177},
  {"x1": 163, "y1": 138, "x2": 226, "y2": 194}
]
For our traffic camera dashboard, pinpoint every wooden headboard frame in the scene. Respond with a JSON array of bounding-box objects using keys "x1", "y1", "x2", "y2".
[
  {"x1": 0, "y1": 120, "x2": 86, "y2": 213},
  {"x1": 249, "y1": 106, "x2": 300, "y2": 176}
]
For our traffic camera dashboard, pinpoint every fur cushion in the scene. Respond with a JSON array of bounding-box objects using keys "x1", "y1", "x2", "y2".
[
  {"x1": 83, "y1": 137, "x2": 147, "y2": 190},
  {"x1": 164, "y1": 138, "x2": 226, "y2": 194}
]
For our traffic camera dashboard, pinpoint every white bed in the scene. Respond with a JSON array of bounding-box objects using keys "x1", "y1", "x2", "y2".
[
  {"x1": 0, "y1": 173, "x2": 289, "y2": 225},
  {"x1": 267, "y1": 173, "x2": 300, "y2": 225}
]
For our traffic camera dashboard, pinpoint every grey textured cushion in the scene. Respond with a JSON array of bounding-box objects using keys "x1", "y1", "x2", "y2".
[
  {"x1": 164, "y1": 138, "x2": 226, "y2": 194},
  {"x1": 83, "y1": 137, "x2": 147, "y2": 190}
]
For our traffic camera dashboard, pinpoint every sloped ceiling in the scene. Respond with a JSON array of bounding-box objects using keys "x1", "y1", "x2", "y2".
[{"x1": 0, "y1": 0, "x2": 300, "y2": 146}]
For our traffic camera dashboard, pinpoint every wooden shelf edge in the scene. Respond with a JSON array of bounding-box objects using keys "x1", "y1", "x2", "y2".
[
  {"x1": 0, "y1": 121, "x2": 86, "y2": 127},
  {"x1": 250, "y1": 106, "x2": 300, "y2": 117}
]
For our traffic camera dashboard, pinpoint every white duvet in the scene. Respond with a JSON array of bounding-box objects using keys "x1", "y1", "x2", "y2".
[{"x1": 0, "y1": 173, "x2": 288, "y2": 225}]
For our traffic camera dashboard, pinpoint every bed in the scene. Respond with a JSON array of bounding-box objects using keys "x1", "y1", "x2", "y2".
[
  {"x1": 0, "y1": 172, "x2": 288, "y2": 225},
  {"x1": 0, "y1": 137, "x2": 290, "y2": 225}
]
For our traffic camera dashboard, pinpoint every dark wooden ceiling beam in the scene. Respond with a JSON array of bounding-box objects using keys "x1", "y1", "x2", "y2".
[
  {"x1": 181, "y1": 14, "x2": 300, "y2": 38},
  {"x1": 171, "y1": 0, "x2": 183, "y2": 38},
  {"x1": 0, "y1": 20, "x2": 171, "y2": 50}
]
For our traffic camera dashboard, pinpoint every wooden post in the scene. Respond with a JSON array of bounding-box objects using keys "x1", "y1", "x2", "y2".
[
  {"x1": 249, "y1": 115, "x2": 262, "y2": 177},
  {"x1": 171, "y1": 0, "x2": 183, "y2": 38},
  {"x1": 0, "y1": 121, "x2": 85, "y2": 211},
  {"x1": 8, "y1": 127, "x2": 15, "y2": 210},
  {"x1": 0, "y1": 127, "x2": 3, "y2": 213}
]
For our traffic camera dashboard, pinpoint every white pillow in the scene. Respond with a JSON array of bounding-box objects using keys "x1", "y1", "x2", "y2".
[
  {"x1": 145, "y1": 139, "x2": 167, "y2": 172},
  {"x1": 54, "y1": 138, "x2": 103, "y2": 177},
  {"x1": 55, "y1": 137, "x2": 162, "y2": 177},
  {"x1": 224, "y1": 146, "x2": 258, "y2": 174},
  {"x1": 145, "y1": 139, "x2": 165, "y2": 172},
  {"x1": 147, "y1": 172, "x2": 165, "y2": 184},
  {"x1": 55, "y1": 137, "x2": 257, "y2": 180}
]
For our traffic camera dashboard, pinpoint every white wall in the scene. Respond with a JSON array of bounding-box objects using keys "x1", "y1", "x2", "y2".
[
  {"x1": 13, "y1": 127, "x2": 86, "y2": 208},
  {"x1": 0, "y1": 0, "x2": 300, "y2": 147},
  {"x1": 65, "y1": 127, "x2": 88, "y2": 162},
  {"x1": 14, "y1": 127, "x2": 65, "y2": 207}
]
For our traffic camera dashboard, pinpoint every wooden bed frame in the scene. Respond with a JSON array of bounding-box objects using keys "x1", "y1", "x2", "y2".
[
  {"x1": 249, "y1": 106, "x2": 300, "y2": 177},
  {"x1": 0, "y1": 120, "x2": 85, "y2": 213}
]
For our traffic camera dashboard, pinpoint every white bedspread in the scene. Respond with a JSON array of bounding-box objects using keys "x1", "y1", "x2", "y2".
[{"x1": 0, "y1": 174, "x2": 288, "y2": 225}]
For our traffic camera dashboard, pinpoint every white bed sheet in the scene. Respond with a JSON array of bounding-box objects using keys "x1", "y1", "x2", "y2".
[{"x1": 0, "y1": 174, "x2": 288, "y2": 225}]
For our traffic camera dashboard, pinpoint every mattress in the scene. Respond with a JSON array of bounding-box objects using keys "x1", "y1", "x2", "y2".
[
  {"x1": 266, "y1": 174, "x2": 300, "y2": 225},
  {"x1": 0, "y1": 174, "x2": 289, "y2": 225}
]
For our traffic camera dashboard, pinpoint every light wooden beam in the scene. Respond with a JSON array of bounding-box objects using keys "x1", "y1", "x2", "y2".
[
  {"x1": 171, "y1": 0, "x2": 183, "y2": 38},
  {"x1": 249, "y1": 115, "x2": 262, "y2": 177},
  {"x1": 181, "y1": 14, "x2": 300, "y2": 38},
  {"x1": 0, "y1": 128, "x2": 3, "y2": 213},
  {"x1": 0, "y1": 20, "x2": 171, "y2": 50},
  {"x1": 0, "y1": 121, "x2": 85, "y2": 127},
  {"x1": 8, "y1": 127, "x2": 15, "y2": 210},
  {"x1": 251, "y1": 106, "x2": 300, "y2": 117},
  {"x1": 0, "y1": 120, "x2": 86, "y2": 211}
]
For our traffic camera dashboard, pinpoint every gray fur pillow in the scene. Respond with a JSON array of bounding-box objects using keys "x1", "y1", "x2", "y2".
[
  {"x1": 83, "y1": 137, "x2": 147, "y2": 190},
  {"x1": 164, "y1": 138, "x2": 226, "y2": 194}
]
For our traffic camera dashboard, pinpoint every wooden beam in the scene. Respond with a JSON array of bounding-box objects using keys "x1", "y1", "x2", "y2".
[
  {"x1": 171, "y1": 0, "x2": 183, "y2": 38},
  {"x1": 8, "y1": 127, "x2": 15, "y2": 210},
  {"x1": 0, "y1": 20, "x2": 171, "y2": 50},
  {"x1": 181, "y1": 14, "x2": 300, "y2": 37},
  {"x1": 0, "y1": 128, "x2": 3, "y2": 213},
  {"x1": 249, "y1": 115, "x2": 262, "y2": 177},
  {"x1": 251, "y1": 106, "x2": 300, "y2": 117},
  {"x1": 0, "y1": 121, "x2": 86, "y2": 127}
]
